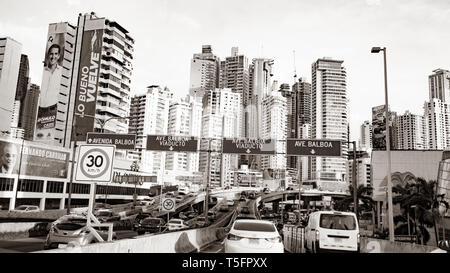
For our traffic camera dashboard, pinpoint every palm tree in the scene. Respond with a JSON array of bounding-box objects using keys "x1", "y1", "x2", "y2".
[
  {"x1": 333, "y1": 185, "x2": 375, "y2": 219},
  {"x1": 392, "y1": 177, "x2": 449, "y2": 245}
]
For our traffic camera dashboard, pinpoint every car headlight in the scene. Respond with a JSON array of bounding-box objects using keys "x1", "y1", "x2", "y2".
[{"x1": 227, "y1": 234, "x2": 243, "y2": 241}]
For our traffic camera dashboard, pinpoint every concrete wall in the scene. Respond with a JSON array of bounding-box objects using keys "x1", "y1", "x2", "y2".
[{"x1": 361, "y1": 238, "x2": 446, "y2": 253}]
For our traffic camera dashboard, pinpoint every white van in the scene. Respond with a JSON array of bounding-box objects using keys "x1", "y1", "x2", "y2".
[{"x1": 304, "y1": 211, "x2": 360, "y2": 253}]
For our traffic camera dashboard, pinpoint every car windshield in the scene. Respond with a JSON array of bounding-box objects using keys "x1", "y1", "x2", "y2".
[
  {"x1": 320, "y1": 214, "x2": 357, "y2": 230},
  {"x1": 142, "y1": 218, "x2": 161, "y2": 225},
  {"x1": 56, "y1": 219, "x2": 87, "y2": 231},
  {"x1": 169, "y1": 220, "x2": 182, "y2": 224},
  {"x1": 234, "y1": 222, "x2": 276, "y2": 232}
]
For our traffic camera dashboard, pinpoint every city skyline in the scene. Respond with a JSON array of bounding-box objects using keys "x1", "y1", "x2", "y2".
[{"x1": 1, "y1": 0, "x2": 450, "y2": 141}]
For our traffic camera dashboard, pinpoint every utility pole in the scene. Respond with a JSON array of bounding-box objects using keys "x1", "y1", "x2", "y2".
[
  {"x1": 204, "y1": 138, "x2": 211, "y2": 224},
  {"x1": 67, "y1": 118, "x2": 77, "y2": 214}
]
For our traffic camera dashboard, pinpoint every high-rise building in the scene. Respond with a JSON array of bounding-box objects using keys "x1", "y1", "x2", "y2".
[
  {"x1": 360, "y1": 120, "x2": 372, "y2": 150},
  {"x1": 35, "y1": 22, "x2": 76, "y2": 147},
  {"x1": 260, "y1": 92, "x2": 287, "y2": 170},
  {"x1": 22, "y1": 84, "x2": 40, "y2": 140},
  {"x1": 165, "y1": 95, "x2": 202, "y2": 173},
  {"x1": 279, "y1": 83, "x2": 297, "y2": 169},
  {"x1": 15, "y1": 54, "x2": 30, "y2": 130},
  {"x1": 429, "y1": 69, "x2": 450, "y2": 103},
  {"x1": 311, "y1": 58, "x2": 348, "y2": 183},
  {"x1": 189, "y1": 45, "x2": 220, "y2": 100},
  {"x1": 293, "y1": 77, "x2": 312, "y2": 130},
  {"x1": 67, "y1": 13, "x2": 134, "y2": 148},
  {"x1": 219, "y1": 47, "x2": 249, "y2": 105},
  {"x1": 129, "y1": 86, "x2": 173, "y2": 179},
  {"x1": 0, "y1": 37, "x2": 22, "y2": 134},
  {"x1": 424, "y1": 99, "x2": 450, "y2": 150},
  {"x1": 395, "y1": 111, "x2": 427, "y2": 150},
  {"x1": 200, "y1": 88, "x2": 243, "y2": 188}
]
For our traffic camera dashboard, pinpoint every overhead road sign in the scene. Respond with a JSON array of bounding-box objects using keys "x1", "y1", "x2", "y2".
[
  {"x1": 86, "y1": 133, "x2": 137, "y2": 150},
  {"x1": 286, "y1": 139, "x2": 342, "y2": 157},
  {"x1": 113, "y1": 174, "x2": 157, "y2": 185},
  {"x1": 75, "y1": 145, "x2": 115, "y2": 182},
  {"x1": 222, "y1": 138, "x2": 276, "y2": 155},
  {"x1": 146, "y1": 135, "x2": 198, "y2": 152}
]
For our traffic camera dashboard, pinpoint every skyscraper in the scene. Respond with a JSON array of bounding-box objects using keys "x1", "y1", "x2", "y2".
[
  {"x1": 165, "y1": 95, "x2": 202, "y2": 173},
  {"x1": 129, "y1": 86, "x2": 173, "y2": 178},
  {"x1": 22, "y1": 84, "x2": 40, "y2": 140},
  {"x1": 189, "y1": 45, "x2": 220, "y2": 100},
  {"x1": 35, "y1": 22, "x2": 76, "y2": 147},
  {"x1": 0, "y1": 37, "x2": 22, "y2": 134},
  {"x1": 67, "y1": 12, "x2": 134, "y2": 147},
  {"x1": 424, "y1": 99, "x2": 450, "y2": 150},
  {"x1": 15, "y1": 54, "x2": 30, "y2": 130},
  {"x1": 429, "y1": 69, "x2": 450, "y2": 103},
  {"x1": 360, "y1": 120, "x2": 372, "y2": 150},
  {"x1": 395, "y1": 111, "x2": 427, "y2": 150},
  {"x1": 219, "y1": 47, "x2": 250, "y2": 105},
  {"x1": 311, "y1": 58, "x2": 348, "y2": 183}
]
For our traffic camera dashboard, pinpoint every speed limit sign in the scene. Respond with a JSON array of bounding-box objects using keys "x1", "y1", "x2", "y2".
[{"x1": 75, "y1": 145, "x2": 115, "y2": 182}]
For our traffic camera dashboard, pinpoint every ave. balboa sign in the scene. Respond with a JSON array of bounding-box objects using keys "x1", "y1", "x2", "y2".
[{"x1": 286, "y1": 139, "x2": 342, "y2": 157}]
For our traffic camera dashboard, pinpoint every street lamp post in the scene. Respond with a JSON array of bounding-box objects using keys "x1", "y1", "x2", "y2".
[{"x1": 371, "y1": 46, "x2": 395, "y2": 242}]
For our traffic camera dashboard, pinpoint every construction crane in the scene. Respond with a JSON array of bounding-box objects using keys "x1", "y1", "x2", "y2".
[{"x1": 293, "y1": 50, "x2": 298, "y2": 82}]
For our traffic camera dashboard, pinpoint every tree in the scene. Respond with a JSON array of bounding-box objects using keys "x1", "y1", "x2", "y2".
[
  {"x1": 333, "y1": 185, "x2": 375, "y2": 218},
  {"x1": 392, "y1": 177, "x2": 449, "y2": 245}
]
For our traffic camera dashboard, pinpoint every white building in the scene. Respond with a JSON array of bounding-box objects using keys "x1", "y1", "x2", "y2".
[
  {"x1": 429, "y1": 69, "x2": 450, "y2": 103},
  {"x1": 200, "y1": 88, "x2": 243, "y2": 188},
  {"x1": 0, "y1": 37, "x2": 22, "y2": 134},
  {"x1": 129, "y1": 86, "x2": 173, "y2": 180},
  {"x1": 360, "y1": 120, "x2": 372, "y2": 151},
  {"x1": 395, "y1": 111, "x2": 427, "y2": 150},
  {"x1": 424, "y1": 99, "x2": 450, "y2": 150},
  {"x1": 260, "y1": 92, "x2": 287, "y2": 170},
  {"x1": 66, "y1": 13, "x2": 134, "y2": 151},
  {"x1": 311, "y1": 58, "x2": 348, "y2": 183},
  {"x1": 189, "y1": 45, "x2": 220, "y2": 100},
  {"x1": 166, "y1": 95, "x2": 202, "y2": 173}
]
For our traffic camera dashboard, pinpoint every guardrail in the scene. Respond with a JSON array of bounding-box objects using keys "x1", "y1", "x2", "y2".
[{"x1": 283, "y1": 225, "x2": 305, "y2": 253}]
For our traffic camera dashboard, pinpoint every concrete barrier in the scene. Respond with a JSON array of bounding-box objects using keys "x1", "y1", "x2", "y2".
[
  {"x1": 0, "y1": 222, "x2": 39, "y2": 233},
  {"x1": 361, "y1": 238, "x2": 446, "y2": 253}
]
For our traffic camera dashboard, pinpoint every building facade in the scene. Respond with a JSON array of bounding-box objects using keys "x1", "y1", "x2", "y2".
[
  {"x1": 424, "y1": 99, "x2": 450, "y2": 150},
  {"x1": 189, "y1": 45, "x2": 220, "y2": 100},
  {"x1": 395, "y1": 111, "x2": 427, "y2": 150},
  {"x1": 429, "y1": 69, "x2": 450, "y2": 103}
]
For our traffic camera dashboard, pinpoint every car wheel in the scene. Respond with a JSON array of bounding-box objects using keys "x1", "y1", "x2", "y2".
[{"x1": 137, "y1": 231, "x2": 144, "y2": 235}]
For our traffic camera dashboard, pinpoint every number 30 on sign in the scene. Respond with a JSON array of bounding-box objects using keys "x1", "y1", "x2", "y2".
[{"x1": 75, "y1": 145, "x2": 116, "y2": 182}]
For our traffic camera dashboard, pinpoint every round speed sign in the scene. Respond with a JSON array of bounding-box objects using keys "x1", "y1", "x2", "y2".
[{"x1": 76, "y1": 145, "x2": 115, "y2": 182}]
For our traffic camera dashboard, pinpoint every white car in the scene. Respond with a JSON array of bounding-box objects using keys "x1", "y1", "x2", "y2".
[
  {"x1": 224, "y1": 220, "x2": 284, "y2": 253},
  {"x1": 305, "y1": 211, "x2": 360, "y2": 253},
  {"x1": 11, "y1": 205, "x2": 40, "y2": 213},
  {"x1": 167, "y1": 219, "x2": 189, "y2": 231},
  {"x1": 226, "y1": 199, "x2": 235, "y2": 206},
  {"x1": 140, "y1": 199, "x2": 155, "y2": 206}
]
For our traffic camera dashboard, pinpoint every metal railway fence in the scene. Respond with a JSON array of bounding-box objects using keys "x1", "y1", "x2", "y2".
[{"x1": 283, "y1": 225, "x2": 305, "y2": 253}]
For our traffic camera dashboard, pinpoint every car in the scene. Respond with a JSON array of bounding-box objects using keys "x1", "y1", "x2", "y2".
[
  {"x1": 196, "y1": 216, "x2": 207, "y2": 228},
  {"x1": 186, "y1": 211, "x2": 198, "y2": 219},
  {"x1": 165, "y1": 192, "x2": 175, "y2": 198},
  {"x1": 139, "y1": 199, "x2": 155, "y2": 206},
  {"x1": 10, "y1": 205, "x2": 40, "y2": 213},
  {"x1": 262, "y1": 188, "x2": 271, "y2": 194},
  {"x1": 219, "y1": 205, "x2": 229, "y2": 212},
  {"x1": 235, "y1": 214, "x2": 258, "y2": 220},
  {"x1": 136, "y1": 217, "x2": 166, "y2": 235},
  {"x1": 178, "y1": 187, "x2": 190, "y2": 195},
  {"x1": 132, "y1": 213, "x2": 152, "y2": 230},
  {"x1": 224, "y1": 219, "x2": 284, "y2": 253},
  {"x1": 240, "y1": 206, "x2": 250, "y2": 214},
  {"x1": 239, "y1": 196, "x2": 247, "y2": 202},
  {"x1": 207, "y1": 211, "x2": 217, "y2": 221},
  {"x1": 167, "y1": 219, "x2": 189, "y2": 231},
  {"x1": 44, "y1": 215, "x2": 117, "y2": 249},
  {"x1": 226, "y1": 199, "x2": 235, "y2": 206},
  {"x1": 179, "y1": 212, "x2": 189, "y2": 220},
  {"x1": 240, "y1": 191, "x2": 248, "y2": 197},
  {"x1": 248, "y1": 192, "x2": 256, "y2": 199},
  {"x1": 304, "y1": 211, "x2": 360, "y2": 253},
  {"x1": 175, "y1": 196, "x2": 184, "y2": 203},
  {"x1": 95, "y1": 209, "x2": 120, "y2": 223},
  {"x1": 286, "y1": 187, "x2": 294, "y2": 191}
]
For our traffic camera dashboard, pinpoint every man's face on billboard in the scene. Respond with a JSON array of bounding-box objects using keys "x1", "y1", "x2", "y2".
[
  {"x1": 1, "y1": 145, "x2": 18, "y2": 170},
  {"x1": 48, "y1": 47, "x2": 60, "y2": 67}
]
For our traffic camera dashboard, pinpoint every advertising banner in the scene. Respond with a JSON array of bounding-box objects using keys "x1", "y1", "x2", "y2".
[
  {"x1": 0, "y1": 138, "x2": 70, "y2": 179},
  {"x1": 74, "y1": 29, "x2": 104, "y2": 141},
  {"x1": 35, "y1": 32, "x2": 65, "y2": 143}
]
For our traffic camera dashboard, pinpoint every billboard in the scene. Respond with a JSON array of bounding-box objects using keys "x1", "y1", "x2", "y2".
[
  {"x1": 74, "y1": 29, "x2": 104, "y2": 141},
  {"x1": 0, "y1": 138, "x2": 70, "y2": 179},
  {"x1": 35, "y1": 32, "x2": 65, "y2": 144},
  {"x1": 372, "y1": 105, "x2": 397, "y2": 150},
  {"x1": 371, "y1": 150, "x2": 443, "y2": 202}
]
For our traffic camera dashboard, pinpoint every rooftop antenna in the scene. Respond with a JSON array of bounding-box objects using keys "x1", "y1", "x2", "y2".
[{"x1": 293, "y1": 50, "x2": 298, "y2": 83}]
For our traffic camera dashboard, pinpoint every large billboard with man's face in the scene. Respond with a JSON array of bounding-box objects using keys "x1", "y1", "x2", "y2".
[
  {"x1": 35, "y1": 31, "x2": 65, "y2": 144},
  {"x1": 0, "y1": 138, "x2": 70, "y2": 179},
  {"x1": 74, "y1": 29, "x2": 104, "y2": 141}
]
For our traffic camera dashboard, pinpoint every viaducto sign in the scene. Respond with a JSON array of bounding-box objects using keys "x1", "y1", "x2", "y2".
[
  {"x1": 222, "y1": 138, "x2": 276, "y2": 155},
  {"x1": 146, "y1": 135, "x2": 198, "y2": 152}
]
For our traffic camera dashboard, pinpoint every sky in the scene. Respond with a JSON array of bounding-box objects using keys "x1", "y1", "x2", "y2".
[{"x1": 1, "y1": 0, "x2": 450, "y2": 142}]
